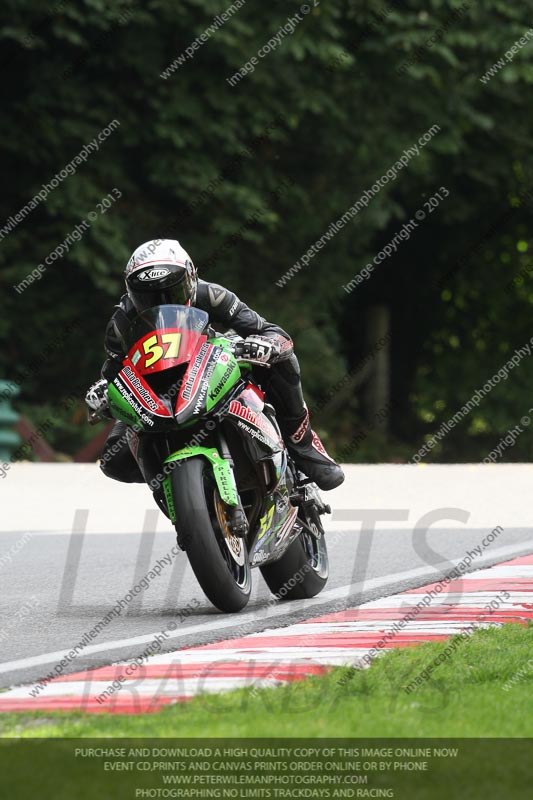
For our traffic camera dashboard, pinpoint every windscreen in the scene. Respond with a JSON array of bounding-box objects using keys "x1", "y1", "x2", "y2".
[{"x1": 121, "y1": 305, "x2": 209, "y2": 375}]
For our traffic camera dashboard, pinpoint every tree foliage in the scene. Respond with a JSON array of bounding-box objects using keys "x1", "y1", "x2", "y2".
[{"x1": 1, "y1": 0, "x2": 533, "y2": 460}]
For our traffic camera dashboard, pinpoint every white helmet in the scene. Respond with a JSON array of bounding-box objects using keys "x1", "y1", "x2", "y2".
[{"x1": 124, "y1": 239, "x2": 197, "y2": 311}]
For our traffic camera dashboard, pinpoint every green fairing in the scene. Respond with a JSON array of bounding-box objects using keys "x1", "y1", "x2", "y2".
[
  {"x1": 108, "y1": 383, "x2": 141, "y2": 426},
  {"x1": 208, "y1": 337, "x2": 231, "y2": 348},
  {"x1": 164, "y1": 446, "x2": 238, "y2": 506},
  {"x1": 205, "y1": 351, "x2": 241, "y2": 412}
]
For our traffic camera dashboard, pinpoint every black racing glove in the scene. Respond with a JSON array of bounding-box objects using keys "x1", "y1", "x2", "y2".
[
  {"x1": 85, "y1": 378, "x2": 111, "y2": 422},
  {"x1": 235, "y1": 335, "x2": 282, "y2": 365}
]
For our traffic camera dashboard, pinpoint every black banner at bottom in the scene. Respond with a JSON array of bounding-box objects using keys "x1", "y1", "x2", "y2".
[{"x1": 0, "y1": 738, "x2": 531, "y2": 799}]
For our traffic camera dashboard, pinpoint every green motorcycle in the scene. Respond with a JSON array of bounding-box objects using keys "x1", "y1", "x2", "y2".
[{"x1": 106, "y1": 304, "x2": 330, "y2": 613}]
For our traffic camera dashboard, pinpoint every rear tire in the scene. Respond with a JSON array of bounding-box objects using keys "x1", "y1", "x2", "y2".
[
  {"x1": 260, "y1": 506, "x2": 328, "y2": 600},
  {"x1": 171, "y1": 458, "x2": 251, "y2": 613}
]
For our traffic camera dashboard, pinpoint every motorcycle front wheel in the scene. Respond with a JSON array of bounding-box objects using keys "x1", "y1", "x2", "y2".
[{"x1": 171, "y1": 457, "x2": 252, "y2": 613}]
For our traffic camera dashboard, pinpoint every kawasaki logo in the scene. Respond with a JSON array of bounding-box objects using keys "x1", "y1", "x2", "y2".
[
  {"x1": 138, "y1": 267, "x2": 170, "y2": 281},
  {"x1": 209, "y1": 364, "x2": 234, "y2": 400}
]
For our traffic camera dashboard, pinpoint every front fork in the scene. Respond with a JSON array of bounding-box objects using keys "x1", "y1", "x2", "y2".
[
  {"x1": 214, "y1": 428, "x2": 249, "y2": 537},
  {"x1": 162, "y1": 432, "x2": 249, "y2": 536}
]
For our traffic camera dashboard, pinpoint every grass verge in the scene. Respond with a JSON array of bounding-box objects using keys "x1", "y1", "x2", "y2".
[{"x1": 0, "y1": 623, "x2": 532, "y2": 738}]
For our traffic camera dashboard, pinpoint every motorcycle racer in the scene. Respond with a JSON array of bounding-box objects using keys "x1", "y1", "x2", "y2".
[{"x1": 87, "y1": 239, "x2": 344, "y2": 491}]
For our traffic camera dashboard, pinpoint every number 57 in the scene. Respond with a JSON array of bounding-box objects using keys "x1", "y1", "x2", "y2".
[{"x1": 144, "y1": 332, "x2": 181, "y2": 368}]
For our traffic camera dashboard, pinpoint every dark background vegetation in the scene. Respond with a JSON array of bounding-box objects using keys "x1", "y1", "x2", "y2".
[{"x1": 1, "y1": 0, "x2": 533, "y2": 462}]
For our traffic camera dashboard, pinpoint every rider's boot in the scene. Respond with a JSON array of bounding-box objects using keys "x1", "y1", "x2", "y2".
[
  {"x1": 286, "y1": 410, "x2": 345, "y2": 491},
  {"x1": 261, "y1": 353, "x2": 345, "y2": 491}
]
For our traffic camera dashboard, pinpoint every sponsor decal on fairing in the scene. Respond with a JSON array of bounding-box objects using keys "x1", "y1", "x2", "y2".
[
  {"x1": 208, "y1": 363, "x2": 235, "y2": 401},
  {"x1": 229, "y1": 400, "x2": 283, "y2": 446},
  {"x1": 121, "y1": 365, "x2": 171, "y2": 417},
  {"x1": 181, "y1": 343, "x2": 212, "y2": 401},
  {"x1": 236, "y1": 420, "x2": 272, "y2": 447},
  {"x1": 111, "y1": 379, "x2": 155, "y2": 427}
]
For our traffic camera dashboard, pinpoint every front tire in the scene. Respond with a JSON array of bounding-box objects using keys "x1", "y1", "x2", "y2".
[
  {"x1": 171, "y1": 458, "x2": 251, "y2": 613},
  {"x1": 260, "y1": 506, "x2": 329, "y2": 600}
]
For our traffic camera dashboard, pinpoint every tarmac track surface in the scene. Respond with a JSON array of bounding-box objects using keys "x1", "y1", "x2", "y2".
[{"x1": 1, "y1": 463, "x2": 531, "y2": 689}]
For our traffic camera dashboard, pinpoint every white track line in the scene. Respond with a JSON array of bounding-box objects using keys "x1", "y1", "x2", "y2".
[{"x1": 0, "y1": 541, "x2": 531, "y2": 676}]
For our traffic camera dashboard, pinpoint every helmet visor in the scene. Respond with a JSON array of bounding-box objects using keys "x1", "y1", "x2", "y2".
[{"x1": 127, "y1": 263, "x2": 195, "y2": 312}]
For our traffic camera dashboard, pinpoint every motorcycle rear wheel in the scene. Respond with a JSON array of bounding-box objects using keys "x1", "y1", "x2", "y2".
[{"x1": 260, "y1": 505, "x2": 328, "y2": 600}]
